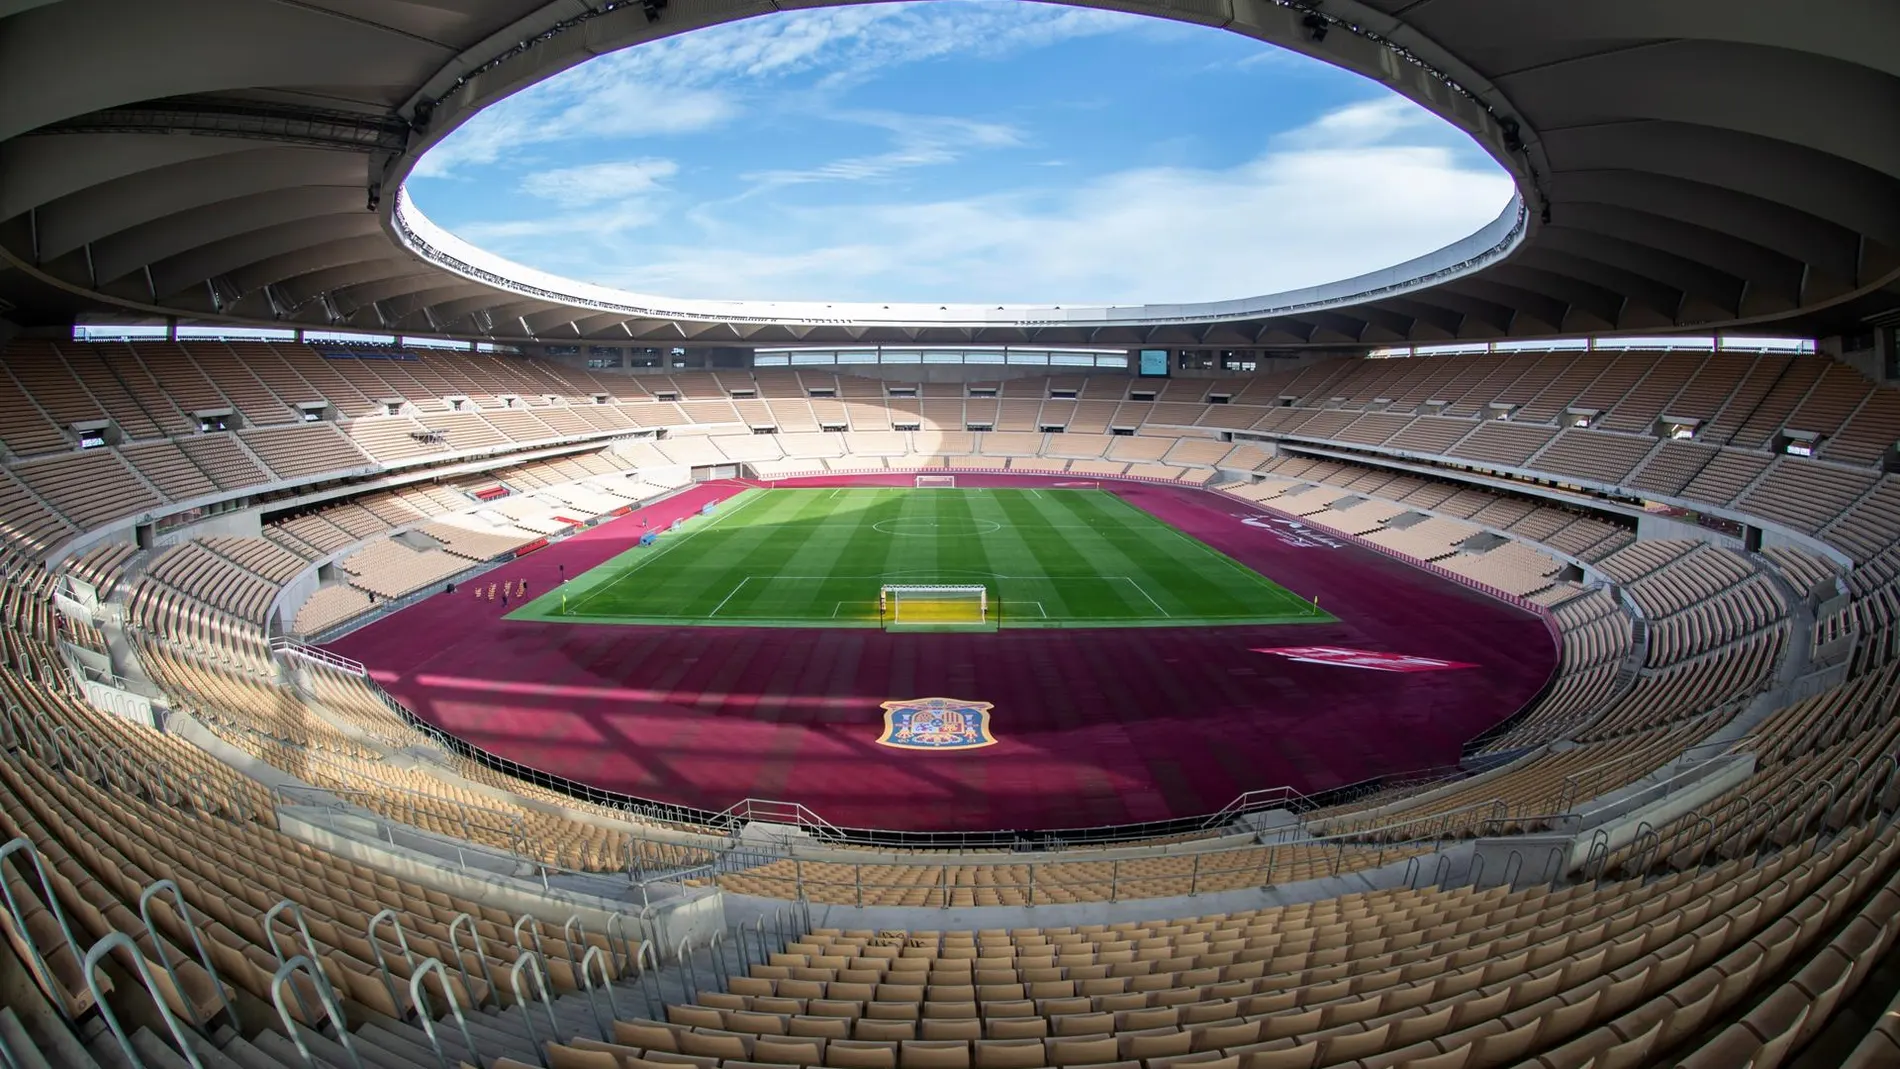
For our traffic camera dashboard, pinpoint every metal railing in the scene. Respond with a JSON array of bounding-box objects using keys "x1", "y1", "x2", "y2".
[
  {"x1": 709, "y1": 827, "x2": 1460, "y2": 908},
  {"x1": 271, "y1": 637, "x2": 365, "y2": 675},
  {"x1": 276, "y1": 782, "x2": 719, "y2": 902},
  {"x1": 302, "y1": 664, "x2": 1514, "y2": 849}
]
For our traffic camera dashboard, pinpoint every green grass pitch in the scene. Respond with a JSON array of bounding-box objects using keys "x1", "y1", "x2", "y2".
[{"x1": 508, "y1": 488, "x2": 1331, "y2": 629}]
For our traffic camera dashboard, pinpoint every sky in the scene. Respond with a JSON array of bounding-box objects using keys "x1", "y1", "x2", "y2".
[{"x1": 406, "y1": 0, "x2": 1516, "y2": 307}]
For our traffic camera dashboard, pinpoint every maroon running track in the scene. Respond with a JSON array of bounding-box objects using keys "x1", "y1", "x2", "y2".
[{"x1": 328, "y1": 475, "x2": 1559, "y2": 833}]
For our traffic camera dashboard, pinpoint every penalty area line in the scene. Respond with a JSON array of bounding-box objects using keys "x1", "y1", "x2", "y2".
[
  {"x1": 1119, "y1": 577, "x2": 1172, "y2": 618},
  {"x1": 706, "y1": 576, "x2": 752, "y2": 619}
]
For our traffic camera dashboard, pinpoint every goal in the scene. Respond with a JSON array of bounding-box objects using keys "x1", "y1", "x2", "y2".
[
  {"x1": 914, "y1": 474, "x2": 957, "y2": 488},
  {"x1": 880, "y1": 584, "x2": 989, "y2": 628}
]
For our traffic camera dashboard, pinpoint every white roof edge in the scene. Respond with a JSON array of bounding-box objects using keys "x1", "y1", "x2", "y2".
[{"x1": 392, "y1": 186, "x2": 1528, "y2": 330}]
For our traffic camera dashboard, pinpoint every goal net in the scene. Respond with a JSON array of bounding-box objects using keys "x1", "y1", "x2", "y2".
[
  {"x1": 914, "y1": 474, "x2": 957, "y2": 488},
  {"x1": 881, "y1": 584, "x2": 988, "y2": 628}
]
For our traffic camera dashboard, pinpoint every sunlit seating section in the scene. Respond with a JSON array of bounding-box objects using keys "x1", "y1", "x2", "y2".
[
  {"x1": 1361, "y1": 517, "x2": 1480, "y2": 562},
  {"x1": 128, "y1": 542, "x2": 281, "y2": 627},
  {"x1": 146, "y1": 641, "x2": 688, "y2": 875},
  {"x1": 1160, "y1": 438, "x2": 1230, "y2": 468},
  {"x1": 1437, "y1": 541, "x2": 1566, "y2": 597},
  {"x1": 1530, "y1": 429, "x2": 1659, "y2": 487},
  {"x1": 715, "y1": 433, "x2": 787, "y2": 465},
  {"x1": 341, "y1": 413, "x2": 455, "y2": 463},
  {"x1": 266, "y1": 511, "x2": 357, "y2": 556},
  {"x1": 1444, "y1": 420, "x2": 1558, "y2": 468},
  {"x1": 1246, "y1": 452, "x2": 1637, "y2": 563},
  {"x1": 1307, "y1": 498, "x2": 1410, "y2": 536},
  {"x1": 1739, "y1": 458, "x2": 1880, "y2": 535},
  {"x1": 292, "y1": 583, "x2": 376, "y2": 636},
  {"x1": 1312, "y1": 720, "x2": 1710, "y2": 843},
  {"x1": 979, "y1": 433, "x2": 1045, "y2": 458},
  {"x1": 1009, "y1": 457, "x2": 1069, "y2": 474},
  {"x1": 1274, "y1": 485, "x2": 1352, "y2": 518},
  {"x1": 340, "y1": 538, "x2": 475, "y2": 599},
  {"x1": 62, "y1": 539, "x2": 138, "y2": 599},
  {"x1": 11, "y1": 448, "x2": 163, "y2": 530},
  {"x1": 1823, "y1": 474, "x2": 1900, "y2": 564},
  {"x1": 1477, "y1": 590, "x2": 1634, "y2": 752},
  {"x1": 239, "y1": 422, "x2": 373, "y2": 480}
]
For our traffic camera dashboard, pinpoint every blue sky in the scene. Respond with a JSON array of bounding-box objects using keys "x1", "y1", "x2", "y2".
[{"x1": 407, "y1": 1, "x2": 1514, "y2": 306}]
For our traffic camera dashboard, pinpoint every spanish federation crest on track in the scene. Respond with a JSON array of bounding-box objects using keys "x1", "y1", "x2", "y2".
[{"x1": 877, "y1": 697, "x2": 997, "y2": 750}]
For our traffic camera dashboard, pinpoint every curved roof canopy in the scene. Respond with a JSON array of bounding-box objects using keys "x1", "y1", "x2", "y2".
[{"x1": 2, "y1": 0, "x2": 1897, "y2": 348}]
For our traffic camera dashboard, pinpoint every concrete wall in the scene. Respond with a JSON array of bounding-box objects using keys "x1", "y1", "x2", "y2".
[
  {"x1": 279, "y1": 808, "x2": 727, "y2": 959},
  {"x1": 1635, "y1": 511, "x2": 1744, "y2": 550},
  {"x1": 272, "y1": 566, "x2": 325, "y2": 635},
  {"x1": 81, "y1": 678, "x2": 160, "y2": 728},
  {"x1": 155, "y1": 508, "x2": 264, "y2": 546}
]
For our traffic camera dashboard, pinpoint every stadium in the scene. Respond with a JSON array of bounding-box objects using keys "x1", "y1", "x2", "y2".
[{"x1": 2, "y1": 1, "x2": 1900, "y2": 1068}]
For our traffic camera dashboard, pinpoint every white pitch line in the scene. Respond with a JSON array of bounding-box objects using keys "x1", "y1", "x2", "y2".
[
  {"x1": 1120, "y1": 576, "x2": 1172, "y2": 617},
  {"x1": 567, "y1": 489, "x2": 770, "y2": 613},
  {"x1": 706, "y1": 576, "x2": 752, "y2": 619}
]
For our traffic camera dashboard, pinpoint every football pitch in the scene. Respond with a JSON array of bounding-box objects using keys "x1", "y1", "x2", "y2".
[{"x1": 509, "y1": 487, "x2": 1330, "y2": 629}]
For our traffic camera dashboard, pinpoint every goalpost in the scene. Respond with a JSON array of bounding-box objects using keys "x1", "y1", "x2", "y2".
[
  {"x1": 914, "y1": 474, "x2": 957, "y2": 488},
  {"x1": 880, "y1": 584, "x2": 989, "y2": 628}
]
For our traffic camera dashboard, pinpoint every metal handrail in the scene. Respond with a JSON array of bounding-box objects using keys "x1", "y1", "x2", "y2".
[
  {"x1": 410, "y1": 958, "x2": 480, "y2": 1069},
  {"x1": 366, "y1": 909, "x2": 419, "y2": 1020},
  {"x1": 270, "y1": 955, "x2": 365, "y2": 1069},
  {"x1": 677, "y1": 934, "x2": 699, "y2": 1002},
  {"x1": 262, "y1": 899, "x2": 329, "y2": 1025},
  {"x1": 0, "y1": 837, "x2": 88, "y2": 1020},
  {"x1": 447, "y1": 911, "x2": 495, "y2": 1009},
  {"x1": 84, "y1": 932, "x2": 206, "y2": 1069},
  {"x1": 271, "y1": 637, "x2": 366, "y2": 676},
  {"x1": 561, "y1": 914, "x2": 590, "y2": 981},
  {"x1": 636, "y1": 936, "x2": 663, "y2": 1018},
  {"x1": 578, "y1": 944, "x2": 621, "y2": 1040},
  {"x1": 139, "y1": 878, "x2": 235, "y2": 1032},
  {"x1": 508, "y1": 952, "x2": 560, "y2": 1069},
  {"x1": 513, "y1": 914, "x2": 549, "y2": 974},
  {"x1": 353, "y1": 652, "x2": 1560, "y2": 850}
]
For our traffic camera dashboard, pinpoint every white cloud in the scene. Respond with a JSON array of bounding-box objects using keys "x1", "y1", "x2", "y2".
[
  {"x1": 742, "y1": 112, "x2": 1022, "y2": 192},
  {"x1": 521, "y1": 159, "x2": 679, "y2": 205},
  {"x1": 508, "y1": 98, "x2": 1516, "y2": 304},
  {"x1": 414, "y1": 1, "x2": 1147, "y2": 177},
  {"x1": 1273, "y1": 96, "x2": 1435, "y2": 151},
  {"x1": 410, "y1": 4, "x2": 1517, "y2": 306}
]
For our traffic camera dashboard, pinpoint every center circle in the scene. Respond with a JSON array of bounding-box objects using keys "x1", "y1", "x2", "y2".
[{"x1": 873, "y1": 518, "x2": 1003, "y2": 537}]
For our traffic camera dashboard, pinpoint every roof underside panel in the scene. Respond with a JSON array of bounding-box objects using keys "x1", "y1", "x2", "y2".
[{"x1": 0, "y1": 0, "x2": 1895, "y2": 344}]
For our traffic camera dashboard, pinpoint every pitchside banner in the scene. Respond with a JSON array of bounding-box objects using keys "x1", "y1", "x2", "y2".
[{"x1": 1253, "y1": 646, "x2": 1478, "y2": 673}]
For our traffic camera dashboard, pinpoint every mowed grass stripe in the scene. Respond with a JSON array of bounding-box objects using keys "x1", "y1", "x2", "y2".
[
  {"x1": 511, "y1": 488, "x2": 1330, "y2": 629},
  {"x1": 1074, "y1": 492, "x2": 1281, "y2": 621},
  {"x1": 711, "y1": 490, "x2": 860, "y2": 620},
  {"x1": 1077, "y1": 490, "x2": 1311, "y2": 619},
  {"x1": 989, "y1": 490, "x2": 1138, "y2": 621}
]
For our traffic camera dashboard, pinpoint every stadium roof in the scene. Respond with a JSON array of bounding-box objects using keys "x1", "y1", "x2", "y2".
[{"x1": 2, "y1": 0, "x2": 1897, "y2": 348}]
